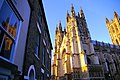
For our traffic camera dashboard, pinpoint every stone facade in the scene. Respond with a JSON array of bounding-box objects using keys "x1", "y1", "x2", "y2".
[
  {"x1": 93, "y1": 40, "x2": 120, "y2": 80},
  {"x1": 23, "y1": 0, "x2": 52, "y2": 80},
  {"x1": 106, "y1": 11, "x2": 120, "y2": 46},
  {"x1": 52, "y1": 6, "x2": 104, "y2": 80}
]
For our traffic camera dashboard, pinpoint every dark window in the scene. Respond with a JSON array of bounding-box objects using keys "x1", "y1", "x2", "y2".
[
  {"x1": 35, "y1": 30, "x2": 40, "y2": 57},
  {"x1": 111, "y1": 25, "x2": 115, "y2": 33},
  {"x1": 42, "y1": 42, "x2": 45, "y2": 65},
  {"x1": 116, "y1": 39, "x2": 119, "y2": 45},
  {"x1": 42, "y1": 44, "x2": 44, "y2": 64},
  {"x1": 46, "y1": 53, "x2": 48, "y2": 68},
  {"x1": 0, "y1": 0, "x2": 21, "y2": 60},
  {"x1": 114, "y1": 24, "x2": 118, "y2": 31},
  {"x1": 35, "y1": 36, "x2": 39, "y2": 55},
  {"x1": 37, "y1": 22, "x2": 41, "y2": 59}
]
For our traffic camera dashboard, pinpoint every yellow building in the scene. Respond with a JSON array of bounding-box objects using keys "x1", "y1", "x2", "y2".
[
  {"x1": 52, "y1": 5, "x2": 104, "y2": 80},
  {"x1": 106, "y1": 11, "x2": 120, "y2": 46}
]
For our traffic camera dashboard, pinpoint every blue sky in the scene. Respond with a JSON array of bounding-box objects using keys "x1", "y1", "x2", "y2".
[{"x1": 43, "y1": 0, "x2": 120, "y2": 52}]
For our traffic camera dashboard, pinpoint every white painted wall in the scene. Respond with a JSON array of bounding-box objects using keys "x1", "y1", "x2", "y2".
[{"x1": 11, "y1": 0, "x2": 30, "y2": 73}]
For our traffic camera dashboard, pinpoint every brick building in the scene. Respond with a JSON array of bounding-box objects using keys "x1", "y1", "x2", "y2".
[
  {"x1": 23, "y1": 0, "x2": 52, "y2": 80},
  {"x1": 0, "y1": 0, "x2": 52, "y2": 80}
]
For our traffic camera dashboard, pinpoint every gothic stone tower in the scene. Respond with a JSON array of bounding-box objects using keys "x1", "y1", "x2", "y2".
[
  {"x1": 106, "y1": 11, "x2": 120, "y2": 46},
  {"x1": 52, "y1": 5, "x2": 104, "y2": 80}
]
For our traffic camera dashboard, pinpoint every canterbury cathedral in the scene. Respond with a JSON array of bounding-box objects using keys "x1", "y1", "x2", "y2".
[
  {"x1": 52, "y1": 5, "x2": 120, "y2": 80},
  {"x1": 106, "y1": 11, "x2": 120, "y2": 46}
]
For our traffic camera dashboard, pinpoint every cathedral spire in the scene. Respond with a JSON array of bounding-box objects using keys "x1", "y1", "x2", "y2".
[
  {"x1": 66, "y1": 11, "x2": 71, "y2": 22},
  {"x1": 114, "y1": 11, "x2": 118, "y2": 17},
  {"x1": 105, "y1": 17, "x2": 109, "y2": 24},
  {"x1": 64, "y1": 27, "x2": 66, "y2": 34},
  {"x1": 55, "y1": 25, "x2": 58, "y2": 34},
  {"x1": 67, "y1": 11, "x2": 70, "y2": 17},
  {"x1": 71, "y1": 4, "x2": 75, "y2": 17},
  {"x1": 80, "y1": 7, "x2": 85, "y2": 19},
  {"x1": 114, "y1": 11, "x2": 119, "y2": 20},
  {"x1": 58, "y1": 20, "x2": 62, "y2": 31}
]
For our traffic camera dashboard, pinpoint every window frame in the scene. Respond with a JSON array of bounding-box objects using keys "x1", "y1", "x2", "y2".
[
  {"x1": 42, "y1": 42, "x2": 45, "y2": 65},
  {"x1": 0, "y1": 0, "x2": 23, "y2": 62},
  {"x1": 34, "y1": 22, "x2": 42, "y2": 59}
]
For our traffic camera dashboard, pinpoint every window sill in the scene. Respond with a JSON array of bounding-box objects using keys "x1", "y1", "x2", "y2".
[{"x1": 0, "y1": 56, "x2": 12, "y2": 64}]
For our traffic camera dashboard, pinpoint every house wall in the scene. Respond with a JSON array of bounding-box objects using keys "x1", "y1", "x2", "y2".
[{"x1": 11, "y1": 0, "x2": 30, "y2": 73}]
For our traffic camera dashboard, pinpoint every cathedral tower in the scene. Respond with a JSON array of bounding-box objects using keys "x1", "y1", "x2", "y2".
[
  {"x1": 52, "y1": 5, "x2": 104, "y2": 80},
  {"x1": 106, "y1": 11, "x2": 120, "y2": 45}
]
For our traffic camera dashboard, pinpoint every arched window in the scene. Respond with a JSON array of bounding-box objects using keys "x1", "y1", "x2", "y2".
[
  {"x1": 62, "y1": 49, "x2": 66, "y2": 73},
  {"x1": 116, "y1": 39, "x2": 119, "y2": 45},
  {"x1": 106, "y1": 60, "x2": 111, "y2": 76},
  {"x1": 29, "y1": 69, "x2": 34, "y2": 80},
  {"x1": 62, "y1": 49, "x2": 66, "y2": 61},
  {"x1": 114, "y1": 24, "x2": 118, "y2": 31},
  {"x1": 24, "y1": 65, "x2": 36, "y2": 80},
  {"x1": 111, "y1": 25, "x2": 115, "y2": 33},
  {"x1": 114, "y1": 60, "x2": 118, "y2": 73}
]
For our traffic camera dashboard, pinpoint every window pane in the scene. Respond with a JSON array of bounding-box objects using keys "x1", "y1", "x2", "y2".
[
  {"x1": 0, "y1": 0, "x2": 20, "y2": 60},
  {"x1": 9, "y1": 15, "x2": 18, "y2": 38},
  {"x1": 0, "y1": 1, "x2": 12, "y2": 27},
  {"x1": 35, "y1": 37, "x2": 39, "y2": 56},
  {"x1": 35, "y1": 31, "x2": 40, "y2": 56},
  {"x1": 0, "y1": 1, "x2": 19, "y2": 39},
  {"x1": 46, "y1": 53, "x2": 48, "y2": 68},
  {"x1": 0, "y1": 34, "x2": 14, "y2": 59},
  {"x1": 42, "y1": 45, "x2": 45, "y2": 64}
]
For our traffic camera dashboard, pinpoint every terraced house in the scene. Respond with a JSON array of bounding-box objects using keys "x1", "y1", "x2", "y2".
[
  {"x1": 0, "y1": 0, "x2": 52, "y2": 80},
  {"x1": 23, "y1": 0, "x2": 52, "y2": 80}
]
